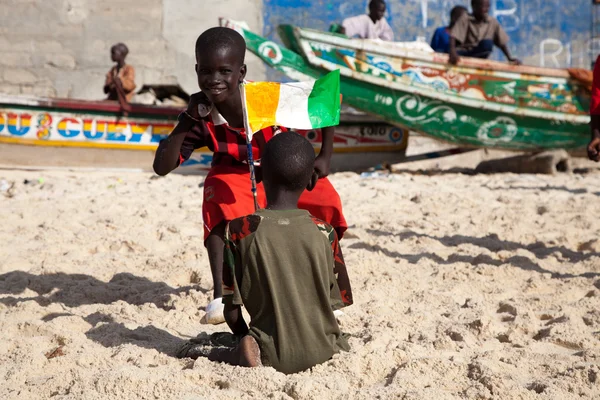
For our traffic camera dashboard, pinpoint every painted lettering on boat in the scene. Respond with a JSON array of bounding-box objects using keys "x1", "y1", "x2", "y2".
[
  {"x1": 0, "y1": 110, "x2": 173, "y2": 145},
  {"x1": 360, "y1": 125, "x2": 392, "y2": 136},
  {"x1": 0, "y1": 113, "x2": 33, "y2": 136}
]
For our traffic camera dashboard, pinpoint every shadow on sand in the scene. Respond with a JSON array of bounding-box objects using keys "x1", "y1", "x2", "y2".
[
  {"x1": 349, "y1": 230, "x2": 600, "y2": 279},
  {"x1": 0, "y1": 271, "x2": 202, "y2": 310}
]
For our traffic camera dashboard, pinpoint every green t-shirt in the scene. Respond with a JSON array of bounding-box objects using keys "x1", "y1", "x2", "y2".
[{"x1": 223, "y1": 209, "x2": 350, "y2": 374}]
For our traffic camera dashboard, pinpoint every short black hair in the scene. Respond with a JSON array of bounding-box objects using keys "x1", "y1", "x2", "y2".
[
  {"x1": 195, "y1": 27, "x2": 246, "y2": 63},
  {"x1": 451, "y1": 5, "x2": 468, "y2": 19},
  {"x1": 111, "y1": 43, "x2": 129, "y2": 57},
  {"x1": 369, "y1": 0, "x2": 386, "y2": 8},
  {"x1": 262, "y1": 131, "x2": 315, "y2": 192},
  {"x1": 471, "y1": 0, "x2": 485, "y2": 6}
]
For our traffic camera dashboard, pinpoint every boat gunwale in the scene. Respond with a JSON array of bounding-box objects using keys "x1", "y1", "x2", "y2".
[
  {"x1": 291, "y1": 26, "x2": 573, "y2": 79},
  {"x1": 0, "y1": 93, "x2": 380, "y2": 124},
  {"x1": 0, "y1": 94, "x2": 182, "y2": 118},
  {"x1": 293, "y1": 33, "x2": 589, "y2": 124}
]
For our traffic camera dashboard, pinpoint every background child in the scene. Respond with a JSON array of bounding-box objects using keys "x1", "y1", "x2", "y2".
[
  {"x1": 430, "y1": 6, "x2": 467, "y2": 54},
  {"x1": 104, "y1": 43, "x2": 136, "y2": 103},
  {"x1": 448, "y1": 0, "x2": 520, "y2": 64}
]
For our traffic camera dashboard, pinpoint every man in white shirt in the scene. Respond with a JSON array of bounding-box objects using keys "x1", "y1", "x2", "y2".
[{"x1": 340, "y1": 0, "x2": 394, "y2": 41}]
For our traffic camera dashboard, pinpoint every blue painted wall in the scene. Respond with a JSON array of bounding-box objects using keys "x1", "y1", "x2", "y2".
[{"x1": 263, "y1": 0, "x2": 594, "y2": 80}]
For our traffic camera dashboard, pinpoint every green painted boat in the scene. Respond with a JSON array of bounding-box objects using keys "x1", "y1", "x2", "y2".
[{"x1": 221, "y1": 18, "x2": 591, "y2": 151}]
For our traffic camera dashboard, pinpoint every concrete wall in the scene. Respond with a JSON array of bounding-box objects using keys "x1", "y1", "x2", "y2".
[
  {"x1": 0, "y1": 0, "x2": 594, "y2": 98},
  {"x1": 0, "y1": 0, "x2": 265, "y2": 100},
  {"x1": 264, "y1": 0, "x2": 594, "y2": 80}
]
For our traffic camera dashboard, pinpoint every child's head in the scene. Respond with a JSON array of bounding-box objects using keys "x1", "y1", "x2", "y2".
[
  {"x1": 261, "y1": 131, "x2": 316, "y2": 201},
  {"x1": 449, "y1": 6, "x2": 468, "y2": 28},
  {"x1": 471, "y1": 0, "x2": 490, "y2": 21},
  {"x1": 111, "y1": 43, "x2": 128, "y2": 63},
  {"x1": 368, "y1": 0, "x2": 387, "y2": 22},
  {"x1": 194, "y1": 27, "x2": 247, "y2": 105}
]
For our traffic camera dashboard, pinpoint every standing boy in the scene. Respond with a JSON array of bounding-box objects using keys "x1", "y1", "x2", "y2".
[
  {"x1": 187, "y1": 132, "x2": 351, "y2": 374},
  {"x1": 153, "y1": 27, "x2": 350, "y2": 324}
]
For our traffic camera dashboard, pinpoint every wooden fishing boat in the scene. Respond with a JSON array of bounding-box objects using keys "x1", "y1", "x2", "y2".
[
  {"x1": 221, "y1": 18, "x2": 591, "y2": 151},
  {"x1": 0, "y1": 94, "x2": 407, "y2": 172}
]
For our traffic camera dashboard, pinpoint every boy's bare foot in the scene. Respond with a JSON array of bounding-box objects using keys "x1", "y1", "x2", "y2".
[
  {"x1": 238, "y1": 335, "x2": 262, "y2": 367},
  {"x1": 180, "y1": 334, "x2": 261, "y2": 368}
]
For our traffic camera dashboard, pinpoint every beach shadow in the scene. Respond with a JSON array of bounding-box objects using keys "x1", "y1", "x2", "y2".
[
  {"x1": 75, "y1": 311, "x2": 232, "y2": 357},
  {"x1": 366, "y1": 230, "x2": 600, "y2": 264},
  {"x1": 0, "y1": 271, "x2": 201, "y2": 310},
  {"x1": 351, "y1": 231, "x2": 600, "y2": 279},
  {"x1": 82, "y1": 312, "x2": 187, "y2": 356}
]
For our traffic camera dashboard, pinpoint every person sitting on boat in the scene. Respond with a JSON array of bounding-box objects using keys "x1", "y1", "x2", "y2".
[
  {"x1": 430, "y1": 6, "x2": 467, "y2": 53},
  {"x1": 587, "y1": 54, "x2": 600, "y2": 162},
  {"x1": 104, "y1": 43, "x2": 136, "y2": 103},
  {"x1": 339, "y1": 0, "x2": 394, "y2": 41},
  {"x1": 448, "y1": 0, "x2": 520, "y2": 65}
]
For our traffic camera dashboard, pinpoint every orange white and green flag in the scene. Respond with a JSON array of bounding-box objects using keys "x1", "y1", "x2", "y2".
[{"x1": 240, "y1": 70, "x2": 340, "y2": 139}]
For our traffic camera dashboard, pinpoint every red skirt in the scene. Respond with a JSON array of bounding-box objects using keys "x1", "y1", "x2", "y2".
[{"x1": 202, "y1": 165, "x2": 347, "y2": 241}]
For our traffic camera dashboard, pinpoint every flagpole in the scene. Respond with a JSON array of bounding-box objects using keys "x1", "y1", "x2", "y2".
[{"x1": 239, "y1": 83, "x2": 260, "y2": 211}]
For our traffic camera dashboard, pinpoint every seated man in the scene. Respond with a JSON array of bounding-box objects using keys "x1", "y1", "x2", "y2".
[
  {"x1": 448, "y1": 0, "x2": 520, "y2": 65},
  {"x1": 340, "y1": 0, "x2": 394, "y2": 41},
  {"x1": 430, "y1": 6, "x2": 467, "y2": 53},
  {"x1": 195, "y1": 131, "x2": 352, "y2": 374}
]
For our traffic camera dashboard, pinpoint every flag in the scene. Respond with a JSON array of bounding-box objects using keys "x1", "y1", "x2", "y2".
[{"x1": 241, "y1": 70, "x2": 341, "y2": 139}]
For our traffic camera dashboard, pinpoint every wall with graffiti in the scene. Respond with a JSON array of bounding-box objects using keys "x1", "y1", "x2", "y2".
[{"x1": 263, "y1": 0, "x2": 593, "y2": 79}]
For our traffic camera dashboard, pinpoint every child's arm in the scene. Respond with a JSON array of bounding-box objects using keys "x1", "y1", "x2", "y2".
[
  {"x1": 448, "y1": 14, "x2": 468, "y2": 65},
  {"x1": 448, "y1": 37, "x2": 459, "y2": 65},
  {"x1": 120, "y1": 66, "x2": 136, "y2": 92},
  {"x1": 153, "y1": 92, "x2": 209, "y2": 176},
  {"x1": 494, "y1": 25, "x2": 520, "y2": 65},
  {"x1": 498, "y1": 44, "x2": 521, "y2": 65},
  {"x1": 104, "y1": 70, "x2": 114, "y2": 94},
  {"x1": 313, "y1": 126, "x2": 335, "y2": 178},
  {"x1": 153, "y1": 118, "x2": 197, "y2": 175}
]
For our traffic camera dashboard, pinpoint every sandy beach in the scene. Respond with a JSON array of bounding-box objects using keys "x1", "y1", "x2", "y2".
[{"x1": 1, "y1": 163, "x2": 599, "y2": 399}]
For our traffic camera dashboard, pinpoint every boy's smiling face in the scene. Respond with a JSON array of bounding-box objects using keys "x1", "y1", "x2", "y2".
[{"x1": 195, "y1": 47, "x2": 246, "y2": 105}]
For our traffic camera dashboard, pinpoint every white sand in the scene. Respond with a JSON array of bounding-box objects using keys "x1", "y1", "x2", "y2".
[{"x1": 1, "y1": 167, "x2": 599, "y2": 399}]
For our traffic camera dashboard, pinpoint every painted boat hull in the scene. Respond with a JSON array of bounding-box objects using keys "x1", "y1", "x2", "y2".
[
  {"x1": 0, "y1": 94, "x2": 407, "y2": 172},
  {"x1": 221, "y1": 19, "x2": 590, "y2": 151}
]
